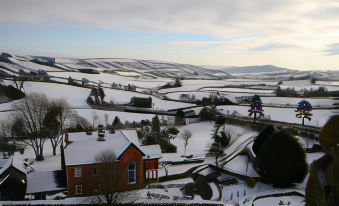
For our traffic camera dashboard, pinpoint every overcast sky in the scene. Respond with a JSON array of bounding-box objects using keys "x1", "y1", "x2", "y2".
[{"x1": 0, "y1": 0, "x2": 339, "y2": 70}]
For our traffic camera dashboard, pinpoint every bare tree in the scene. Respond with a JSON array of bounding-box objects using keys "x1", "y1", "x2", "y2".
[
  {"x1": 44, "y1": 99, "x2": 74, "y2": 155},
  {"x1": 72, "y1": 114, "x2": 91, "y2": 130},
  {"x1": 92, "y1": 111, "x2": 98, "y2": 129},
  {"x1": 94, "y1": 150, "x2": 138, "y2": 205},
  {"x1": 0, "y1": 120, "x2": 11, "y2": 137},
  {"x1": 10, "y1": 93, "x2": 49, "y2": 160},
  {"x1": 104, "y1": 113, "x2": 109, "y2": 127},
  {"x1": 180, "y1": 129, "x2": 192, "y2": 156}
]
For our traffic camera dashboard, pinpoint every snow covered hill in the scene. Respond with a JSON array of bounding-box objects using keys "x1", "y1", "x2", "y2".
[{"x1": 0, "y1": 52, "x2": 233, "y2": 80}]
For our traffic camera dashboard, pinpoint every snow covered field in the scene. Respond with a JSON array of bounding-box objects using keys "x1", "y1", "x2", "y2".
[
  {"x1": 0, "y1": 81, "x2": 194, "y2": 111},
  {"x1": 218, "y1": 105, "x2": 335, "y2": 127},
  {"x1": 159, "y1": 79, "x2": 278, "y2": 93},
  {"x1": 200, "y1": 87, "x2": 275, "y2": 94},
  {"x1": 48, "y1": 71, "x2": 171, "y2": 89},
  {"x1": 281, "y1": 80, "x2": 339, "y2": 91},
  {"x1": 261, "y1": 96, "x2": 338, "y2": 107}
]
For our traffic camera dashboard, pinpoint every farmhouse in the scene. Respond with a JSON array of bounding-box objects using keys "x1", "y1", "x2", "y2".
[
  {"x1": 62, "y1": 130, "x2": 162, "y2": 197},
  {"x1": 167, "y1": 109, "x2": 199, "y2": 125}
]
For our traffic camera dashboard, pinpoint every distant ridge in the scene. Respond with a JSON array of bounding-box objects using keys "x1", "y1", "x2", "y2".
[{"x1": 203, "y1": 65, "x2": 290, "y2": 74}]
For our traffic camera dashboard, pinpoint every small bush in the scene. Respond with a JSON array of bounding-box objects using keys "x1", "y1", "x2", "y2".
[
  {"x1": 130, "y1": 96, "x2": 152, "y2": 108},
  {"x1": 199, "y1": 107, "x2": 215, "y2": 121},
  {"x1": 198, "y1": 183, "x2": 213, "y2": 200},
  {"x1": 158, "y1": 138, "x2": 177, "y2": 153}
]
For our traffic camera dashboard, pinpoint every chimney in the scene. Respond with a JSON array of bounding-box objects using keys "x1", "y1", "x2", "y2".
[{"x1": 97, "y1": 125, "x2": 106, "y2": 141}]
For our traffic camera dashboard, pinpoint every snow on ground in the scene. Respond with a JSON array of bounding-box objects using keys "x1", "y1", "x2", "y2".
[
  {"x1": 23, "y1": 81, "x2": 90, "y2": 108},
  {"x1": 252, "y1": 195, "x2": 304, "y2": 206},
  {"x1": 159, "y1": 79, "x2": 278, "y2": 93},
  {"x1": 223, "y1": 155, "x2": 259, "y2": 178},
  {"x1": 158, "y1": 79, "x2": 229, "y2": 93},
  {"x1": 281, "y1": 80, "x2": 339, "y2": 91},
  {"x1": 238, "y1": 189, "x2": 305, "y2": 206},
  {"x1": 218, "y1": 105, "x2": 336, "y2": 127},
  {"x1": 261, "y1": 96, "x2": 337, "y2": 107},
  {"x1": 221, "y1": 178, "x2": 274, "y2": 204},
  {"x1": 159, "y1": 122, "x2": 215, "y2": 177},
  {"x1": 48, "y1": 71, "x2": 171, "y2": 89},
  {"x1": 172, "y1": 122, "x2": 215, "y2": 157},
  {"x1": 201, "y1": 87, "x2": 275, "y2": 94},
  {"x1": 12, "y1": 136, "x2": 62, "y2": 172},
  {"x1": 164, "y1": 89, "x2": 337, "y2": 108},
  {"x1": 317, "y1": 80, "x2": 339, "y2": 86},
  {"x1": 73, "y1": 109, "x2": 166, "y2": 126},
  {"x1": 166, "y1": 91, "x2": 238, "y2": 103},
  {"x1": 305, "y1": 152, "x2": 324, "y2": 165},
  {"x1": 0, "y1": 81, "x2": 194, "y2": 111},
  {"x1": 14, "y1": 59, "x2": 63, "y2": 72},
  {"x1": 0, "y1": 100, "x2": 21, "y2": 111},
  {"x1": 159, "y1": 123, "x2": 253, "y2": 177}
]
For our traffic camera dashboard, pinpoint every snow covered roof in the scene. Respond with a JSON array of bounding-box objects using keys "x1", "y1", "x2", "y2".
[
  {"x1": 64, "y1": 130, "x2": 161, "y2": 166},
  {"x1": 12, "y1": 156, "x2": 27, "y2": 174},
  {"x1": 0, "y1": 158, "x2": 12, "y2": 177},
  {"x1": 26, "y1": 171, "x2": 66, "y2": 194},
  {"x1": 140, "y1": 145, "x2": 162, "y2": 160},
  {"x1": 121, "y1": 130, "x2": 162, "y2": 160},
  {"x1": 120, "y1": 129, "x2": 141, "y2": 145},
  {"x1": 0, "y1": 156, "x2": 27, "y2": 176}
]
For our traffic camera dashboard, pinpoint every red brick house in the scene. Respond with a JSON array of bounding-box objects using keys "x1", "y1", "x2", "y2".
[{"x1": 63, "y1": 130, "x2": 162, "y2": 197}]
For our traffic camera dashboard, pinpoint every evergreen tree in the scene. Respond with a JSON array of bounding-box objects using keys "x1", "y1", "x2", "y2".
[
  {"x1": 257, "y1": 131, "x2": 308, "y2": 187},
  {"x1": 152, "y1": 115, "x2": 161, "y2": 134},
  {"x1": 167, "y1": 126, "x2": 179, "y2": 136},
  {"x1": 175, "y1": 110, "x2": 186, "y2": 125},
  {"x1": 252, "y1": 126, "x2": 275, "y2": 156},
  {"x1": 199, "y1": 107, "x2": 216, "y2": 121},
  {"x1": 98, "y1": 86, "x2": 105, "y2": 103},
  {"x1": 209, "y1": 128, "x2": 231, "y2": 166},
  {"x1": 174, "y1": 78, "x2": 182, "y2": 87},
  {"x1": 113, "y1": 116, "x2": 120, "y2": 127}
]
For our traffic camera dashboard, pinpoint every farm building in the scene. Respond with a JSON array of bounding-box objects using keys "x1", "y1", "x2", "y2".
[{"x1": 167, "y1": 109, "x2": 199, "y2": 125}]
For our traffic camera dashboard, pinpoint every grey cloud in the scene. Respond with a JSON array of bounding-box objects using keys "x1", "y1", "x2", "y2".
[
  {"x1": 0, "y1": 0, "x2": 307, "y2": 35},
  {"x1": 324, "y1": 43, "x2": 339, "y2": 55},
  {"x1": 249, "y1": 43, "x2": 294, "y2": 52}
]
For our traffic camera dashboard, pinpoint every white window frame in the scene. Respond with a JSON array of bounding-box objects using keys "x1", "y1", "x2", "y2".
[
  {"x1": 74, "y1": 168, "x2": 82, "y2": 178},
  {"x1": 128, "y1": 161, "x2": 136, "y2": 184},
  {"x1": 75, "y1": 184, "x2": 83, "y2": 195}
]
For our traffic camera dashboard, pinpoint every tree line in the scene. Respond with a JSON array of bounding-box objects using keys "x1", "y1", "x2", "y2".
[{"x1": 0, "y1": 93, "x2": 90, "y2": 160}]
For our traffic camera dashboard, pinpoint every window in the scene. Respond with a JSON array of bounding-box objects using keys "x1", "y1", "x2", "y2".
[
  {"x1": 92, "y1": 167, "x2": 97, "y2": 176},
  {"x1": 128, "y1": 161, "x2": 136, "y2": 184},
  {"x1": 75, "y1": 185, "x2": 83, "y2": 195},
  {"x1": 74, "y1": 168, "x2": 82, "y2": 178}
]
